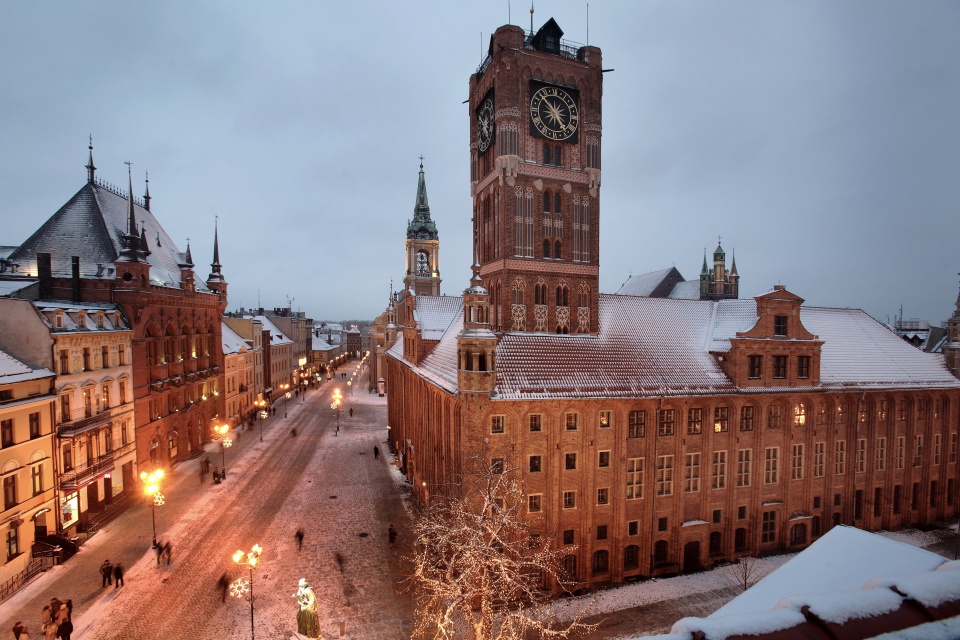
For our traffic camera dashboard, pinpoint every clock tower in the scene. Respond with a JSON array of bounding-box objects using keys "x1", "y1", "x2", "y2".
[
  {"x1": 469, "y1": 18, "x2": 602, "y2": 334},
  {"x1": 404, "y1": 161, "x2": 442, "y2": 296}
]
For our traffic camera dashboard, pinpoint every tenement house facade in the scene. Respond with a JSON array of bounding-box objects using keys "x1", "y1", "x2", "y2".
[
  {"x1": 0, "y1": 299, "x2": 136, "y2": 535},
  {"x1": 1, "y1": 146, "x2": 228, "y2": 470},
  {"x1": 385, "y1": 18, "x2": 960, "y2": 590}
]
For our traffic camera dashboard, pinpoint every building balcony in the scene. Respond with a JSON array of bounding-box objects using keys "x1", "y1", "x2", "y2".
[
  {"x1": 58, "y1": 411, "x2": 111, "y2": 437},
  {"x1": 150, "y1": 363, "x2": 169, "y2": 382},
  {"x1": 59, "y1": 454, "x2": 114, "y2": 491}
]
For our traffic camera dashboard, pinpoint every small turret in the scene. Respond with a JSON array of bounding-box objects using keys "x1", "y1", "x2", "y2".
[
  {"x1": 205, "y1": 219, "x2": 227, "y2": 296},
  {"x1": 457, "y1": 263, "x2": 497, "y2": 396},
  {"x1": 179, "y1": 239, "x2": 195, "y2": 292},
  {"x1": 86, "y1": 135, "x2": 96, "y2": 184}
]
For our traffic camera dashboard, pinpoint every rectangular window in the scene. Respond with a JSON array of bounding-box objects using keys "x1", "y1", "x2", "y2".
[
  {"x1": 118, "y1": 345, "x2": 126, "y2": 366},
  {"x1": 565, "y1": 452, "x2": 577, "y2": 470},
  {"x1": 31, "y1": 464, "x2": 43, "y2": 495},
  {"x1": 737, "y1": 449, "x2": 752, "y2": 487},
  {"x1": 913, "y1": 435, "x2": 923, "y2": 468},
  {"x1": 6, "y1": 526, "x2": 19, "y2": 561},
  {"x1": 893, "y1": 485, "x2": 902, "y2": 514},
  {"x1": 761, "y1": 511, "x2": 777, "y2": 543},
  {"x1": 817, "y1": 403, "x2": 827, "y2": 425},
  {"x1": 714, "y1": 406, "x2": 728, "y2": 432},
  {"x1": 764, "y1": 447, "x2": 779, "y2": 484},
  {"x1": 598, "y1": 451, "x2": 611, "y2": 468},
  {"x1": 597, "y1": 488, "x2": 609, "y2": 505},
  {"x1": 563, "y1": 491, "x2": 576, "y2": 509},
  {"x1": 794, "y1": 403, "x2": 806, "y2": 426},
  {"x1": 529, "y1": 414, "x2": 542, "y2": 432},
  {"x1": 596, "y1": 524, "x2": 608, "y2": 540},
  {"x1": 656, "y1": 455, "x2": 674, "y2": 496},
  {"x1": 529, "y1": 455, "x2": 542, "y2": 473},
  {"x1": 911, "y1": 482, "x2": 920, "y2": 510},
  {"x1": 626, "y1": 457, "x2": 643, "y2": 500},
  {"x1": 835, "y1": 440, "x2": 846, "y2": 475},
  {"x1": 738, "y1": 506, "x2": 747, "y2": 519},
  {"x1": 712, "y1": 450, "x2": 727, "y2": 490},
  {"x1": 773, "y1": 356, "x2": 787, "y2": 379},
  {"x1": 491, "y1": 415, "x2": 505, "y2": 434},
  {"x1": 563, "y1": 530, "x2": 574, "y2": 545},
  {"x1": 934, "y1": 434, "x2": 941, "y2": 465},
  {"x1": 101, "y1": 383, "x2": 110, "y2": 410},
  {"x1": 797, "y1": 356, "x2": 810, "y2": 379},
  {"x1": 748, "y1": 355, "x2": 762, "y2": 379},
  {"x1": 876, "y1": 437, "x2": 886, "y2": 472},
  {"x1": 687, "y1": 408, "x2": 703, "y2": 435},
  {"x1": 791, "y1": 444, "x2": 804, "y2": 480},
  {"x1": 58, "y1": 349, "x2": 69, "y2": 374},
  {"x1": 528, "y1": 494, "x2": 542, "y2": 513},
  {"x1": 837, "y1": 404, "x2": 845, "y2": 423},
  {"x1": 28, "y1": 413, "x2": 40, "y2": 439},
  {"x1": 58, "y1": 394, "x2": 70, "y2": 422},
  {"x1": 740, "y1": 406, "x2": 754, "y2": 431},
  {"x1": 491, "y1": 458, "x2": 505, "y2": 474},
  {"x1": 684, "y1": 453, "x2": 701, "y2": 493},
  {"x1": 774, "y1": 315, "x2": 788, "y2": 336},
  {"x1": 658, "y1": 409, "x2": 675, "y2": 436},
  {"x1": 565, "y1": 413, "x2": 578, "y2": 430},
  {"x1": 628, "y1": 410, "x2": 645, "y2": 438},
  {"x1": 768, "y1": 405, "x2": 783, "y2": 429},
  {"x1": 599, "y1": 410, "x2": 612, "y2": 428},
  {"x1": 856, "y1": 439, "x2": 867, "y2": 473},
  {"x1": 874, "y1": 487, "x2": 883, "y2": 518},
  {"x1": 951, "y1": 433, "x2": 958, "y2": 464},
  {"x1": 896, "y1": 436, "x2": 905, "y2": 469},
  {"x1": 713, "y1": 509, "x2": 722, "y2": 524},
  {"x1": 658, "y1": 517, "x2": 668, "y2": 532},
  {"x1": 628, "y1": 521, "x2": 639, "y2": 536},
  {"x1": 3, "y1": 476, "x2": 16, "y2": 510},
  {"x1": 119, "y1": 380, "x2": 127, "y2": 404},
  {"x1": 1, "y1": 419, "x2": 13, "y2": 448}
]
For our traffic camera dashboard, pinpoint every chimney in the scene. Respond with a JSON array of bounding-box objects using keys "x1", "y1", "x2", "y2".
[
  {"x1": 37, "y1": 252, "x2": 52, "y2": 300},
  {"x1": 72, "y1": 256, "x2": 81, "y2": 302}
]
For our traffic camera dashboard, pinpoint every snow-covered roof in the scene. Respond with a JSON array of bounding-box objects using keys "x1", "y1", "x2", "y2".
[
  {"x1": 32, "y1": 300, "x2": 129, "y2": 332},
  {"x1": 667, "y1": 279, "x2": 701, "y2": 299},
  {"x1": 221, "y1": 322, "x2": 247, "y2": 355},
  {"x1": 311, "y1": 336, "x2": 334, "y2": 351},
  {"x1": 0, "y1": 348, "x2": 55, "y2": 384},
  {"x1": 617, "y1": 268, "x2": 677, "y2": 297},
  {"x1": 250, "y1": 315, "x2": 293, "y2": 346},
  {"x1": 7, "y1": 181, "x2": 213, "y2": 291},
  {"x1": 390, "y1": 293, "x2": 960, "y2": 399},
  {"x1": 712, "y1": 526, "x2": 946, "y2": 618},
  {"x1": 0, "y1": 279, "x2": 34, "y2": 297}
]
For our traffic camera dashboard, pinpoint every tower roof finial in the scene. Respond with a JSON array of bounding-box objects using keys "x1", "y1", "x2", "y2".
[
  {"x1": 211, "y1": 216, "x2": 221, "y2": 271},
  {"x1": 86, "y1": 135, "x2": 96, "y2": 183},
  {"x1": 125, "y1": 161, "x2": 137, "y2": 236},
  {"x1": 143, "y1": 170, "x2": 151, "y2": 211}
]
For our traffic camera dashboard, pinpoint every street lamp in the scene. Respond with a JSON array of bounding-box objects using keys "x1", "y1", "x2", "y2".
[
  {"x1": 213, "y1": 423, "x2": 232, "y2": 479},
  {"x1": 331, "y1": 388, "x2": 343, "y2": 435},
  {"x1": 254, "y1": 399, "x2": 266, "y2": 442},
  {"x1": 140, "y1": 469, "x2": 164, "y2": 548},
  {"x1": 231, "y1": 543, "x2": 263, "y2": 640},
  {"x1": 281, "y1": 383, "x2": 291, "y2": 418}
]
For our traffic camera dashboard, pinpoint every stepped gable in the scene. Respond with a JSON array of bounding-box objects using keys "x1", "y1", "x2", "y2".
[{"x1": 8, "y1": 181, "x2": 204, "y2": 290}]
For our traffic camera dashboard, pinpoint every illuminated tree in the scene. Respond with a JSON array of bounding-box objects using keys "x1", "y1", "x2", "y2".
[{"x1": 407, "y1": 457, "x2": 596, "y2": 639}]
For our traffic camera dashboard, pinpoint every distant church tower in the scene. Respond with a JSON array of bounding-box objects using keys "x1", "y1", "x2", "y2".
[
  {"x1": 700, "y1": 242, "x2": 739, "y2": 300},
  {"x1": 403, "y1": 161, "x2": 441, "y2": 296},
  {"x1": 469, "y1": 18, "x2": 603, "y2": 334},
  {"x1": 946, "y1": 278, "x2": 960, "y2": 379}
]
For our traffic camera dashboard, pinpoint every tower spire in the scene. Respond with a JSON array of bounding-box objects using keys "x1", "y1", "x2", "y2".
[
  {"x1": 143, "y1": 170, "x2": 151, "y2": 211},
  {"x1": 125, "y1": 162, "x2": 137, "y2": 237},
  {"x1": 211, "y1": 217, "x2": 221, "y2": 272},
  {"x1": 205, "y1": 216, "x2": 226, "y2": 294},
  {"x1": 117, "y1": 161, "x2": 143, "y2": 263},
  {"x1": 86, "y1": 135, "x2": 96, "y2": 184}
]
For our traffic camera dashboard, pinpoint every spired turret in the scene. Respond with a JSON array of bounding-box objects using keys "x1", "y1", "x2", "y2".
[{"x1": 457, "y1": 264, "x2": 497, "y2": 396}]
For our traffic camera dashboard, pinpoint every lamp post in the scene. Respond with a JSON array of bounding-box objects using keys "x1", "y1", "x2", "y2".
[
  {"x1": 331, "y1": 388, "x2": 343, "y2": 435},
  {"x1": 281, "y1": 383, "x2": 290, "y2": 418},
  {"x1": 140, "y1": 469, "x2": 164, "y2": 548},
  {"x1": 231, "y1": 543, "x2": 263, "y2": 640},
  {"x1": 254, "y1": 399, "x2": 266, "y2": 442},
  {"x1": 213, "y1": 423, "x2": 232, "y2": 479}
]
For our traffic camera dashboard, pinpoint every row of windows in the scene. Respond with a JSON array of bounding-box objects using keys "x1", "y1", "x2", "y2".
[
  {"x1": 1, "y1": 413, "x2": 43, "y2": 448},
  {"x1": 490, "y1": 398, "x2": 953, "y2": 436},
  {"x1": 3, "y1": 462, "x2": 46, "y2": 511},
  {"x1": 59, "y1": 344, "x2": 128, "y2": 374},
  {"x1": 505, "y1": 435, "x2": 959, "y2": 504},
  {"x1": 59, "y1": 380, "x2": 129, "y2": 423},
  {"x1": 747, "y1": 355, "x2": 810, "y2": 380}
]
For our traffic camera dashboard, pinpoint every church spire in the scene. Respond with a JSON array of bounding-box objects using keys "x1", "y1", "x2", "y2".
[
  {"x1": 143, "y1": 170, "x2": 151, "y2": 212},
  {"x1": 86, "y1": 135, "x2": 96, "y2": 184},
  {"x1": 211, "y1": 219, "x2": 221, "y2": 271},
  {"x1": 407, "y1": 158, "x2": 438, "y2": 240},
  {"x1": 730, "y1": 248, "x2": 738, "y2": 276},
  {"x1": 184, "y1": 238, "x2": 194, "y2": 267},
  {"x1": 206, "y1": 217, "x2": 226, "y2": 294},
  {"x1": 117, "y1": 161, "x2": 142, "y2": 263}
]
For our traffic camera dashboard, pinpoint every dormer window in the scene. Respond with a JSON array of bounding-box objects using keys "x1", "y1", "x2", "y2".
[
  {"x1": 774, "y1": 315, "x2": 788, "y2": 337},
  {"x1": 54, "y1": 312, "x2": 64, "y2": 329},
  {"x1": 96, "y1": 312, "x2": 104, "y2": 328}
]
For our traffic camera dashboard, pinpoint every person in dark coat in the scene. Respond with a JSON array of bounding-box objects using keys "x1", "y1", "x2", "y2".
[
  {"x1": 163, "y1": 541, "x2": 172, "y2": 565},
  {"x1": 156, "y1": 542, "x2": 164, "y2": 565},
  {"x1": 55, "y1": 603, "x2": 72, "y2": 640},
  {"x1": 218, "y1": 573, "x2": 230, "y2": 602},
  {"x1": 113, "y1": 563, "x2": 124, "y2": 588},
  {"x1": 373, "y1": 446, "x2": 379, "y2": 460},
  {"x1": 100, "y1": 560, "x2": 112, "y2": 587},
  {"x1": 388, "y1": 524, "x2": 397, "y2": 548},
  {"x1": 12, "y1": 621, "x2": 28, "y2": 639}
]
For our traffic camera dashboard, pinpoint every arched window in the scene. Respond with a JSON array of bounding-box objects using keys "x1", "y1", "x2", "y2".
[
  {"x1": 653, "y1": 540, "x2": 669, "y2": 565},
  {"x1": 553, "y1": 146, "x2": 562, "y2": 167},
  {"x1": 554, "y1": 192, "x2": 562, "y2": 213},
  {"x1": 512, "y1": 278, "x2": 525, "y2": 305},
  {"x1": 709, "y1": 531, "x2": 722, "y2": 556},
  {"x1": 535, "y1": 283, "x2": 546, "y2": 305},
  {"x1": 812, "y1": 516, "x2": 821, "y2": 537},
  {"x1": 543, "y1": 239, "x2": 551, "y2": 259},
  {"x1": 554, "y1": 240, "x2": 562, "y2": 261},
  {"x1": 556, "y1": 284, "x2": 569, "y2": 307},
  {"x1": 592, "y1": 550, "x2": 609, "y2": 575},
  {"x1": 578, "y1": 284, "x2": 589, "y2": 308},
  {"x1": 562, "y1": 554, "x2": 577, "y2": 581},
  {"x1": 624, "y1": 545, "x2": 639, "y2": 571},
  {"x1": 735, "y1": 528, "x2": 747, "y2": 552}
]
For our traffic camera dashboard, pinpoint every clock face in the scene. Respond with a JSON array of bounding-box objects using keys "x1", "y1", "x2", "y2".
[
  {"x1": 529, "y1": 84, "x2": 579, "y2": 141},
  {"x1": 477, "y1": 97, "x2": 494, "y2": 154}
]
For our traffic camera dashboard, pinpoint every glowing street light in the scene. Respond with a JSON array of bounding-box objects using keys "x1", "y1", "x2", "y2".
[
  {"x1": 231, "y1": 543, "x2": 263, "y2": 640},
  {"x1": 213, "y1": 423, "x2": 232, "y2": 479},
  {"x1": 281, "y1": 382, "x2": 291, "y2": 418},
  {"x1": 140, "y1": 468, "x2": 165, "y2": 548},
  {"x1": 331, "y1": 388, "x2": 343, "y2": 435},
  {"x1": 254, "y1": 399, "x2": 267, "y2": 442}
]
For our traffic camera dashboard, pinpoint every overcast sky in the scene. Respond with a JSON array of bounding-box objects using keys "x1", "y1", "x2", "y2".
[{"x1": 2, "y1": 1, "x2": 958, "y2": 325}]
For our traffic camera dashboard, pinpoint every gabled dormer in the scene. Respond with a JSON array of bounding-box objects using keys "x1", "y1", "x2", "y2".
[{"x1": 721, "y1": 285, "x2": 823, "y2": 388}]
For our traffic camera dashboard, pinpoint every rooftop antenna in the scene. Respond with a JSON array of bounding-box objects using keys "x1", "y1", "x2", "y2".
[
  {"x1": 587, "y1": 2, "x2": 589, "y2": 46},
  {"x1": 257, "y1": 289, "x2": 261, "y2": 309},
  {"x1": 508, "y1": 0, "x2": 511, "y2": 24},
  {"x1": 530, "y1": 0, "x2": 534, "y2": 35}
]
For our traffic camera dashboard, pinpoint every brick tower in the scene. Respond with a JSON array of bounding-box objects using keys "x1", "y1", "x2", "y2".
[
  {"x1": 469, "y1": 18, "x2": 603, "y2": 334},
  {"x1": 403, "y1": 161, "x2": 441, "y2": 296}
]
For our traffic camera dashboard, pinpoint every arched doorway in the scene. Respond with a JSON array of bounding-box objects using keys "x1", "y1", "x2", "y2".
[{"x1": 683, "y1": 541, "x2": 701, "y2": 573}]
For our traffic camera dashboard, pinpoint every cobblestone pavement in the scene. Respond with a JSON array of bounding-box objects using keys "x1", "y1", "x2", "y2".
[{"x1": 0, "y1": 378, "x2": 415, "y2": 640}]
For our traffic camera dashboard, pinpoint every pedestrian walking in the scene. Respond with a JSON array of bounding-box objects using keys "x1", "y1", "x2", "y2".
[
  {"x1": 199, "y1": 466, "x2": 205, "y2": 484},
  {"x1": 100, "y1": 559, "x2": 113, "y2": 587},
  {"x1": 388, "y1": 524, "x2": 397, "y2": 548},
  {"x1": 156, "y1": 542, "x2": 164, "y2": 566},
  {"x1": 373, "y1": 446, "x2": 379, "y2": 460},
  {"x1": 12, "y1": 621, "x2": 29, "y2": 640},
  {"x1": 349, "y1": 407, "x2": 353, "y2": 417},
  {"x1": 40, "y1": 606, "x2": 55, "y2": 640},
  {"x1": 163, "y1": 541, "x2": 172, "y2": 565},
  {"x1": 295, "y1": 528, "x2": 304, "y2": 551},
  {"x1": 218, "y1": 573, "x2": 230, "y2": 602},
  {"x1": 113, "y1": 563, "x2": 124, "y2": 588},
  {"x1": 55, "y1": 604, "x2": 71, "y2": 640},
  {"x1": 213, "y1": 467, "x2": 221, "y2": 484},
  {"x1": 65, "y1": 600, "x2": 73, "y2": 623}
]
